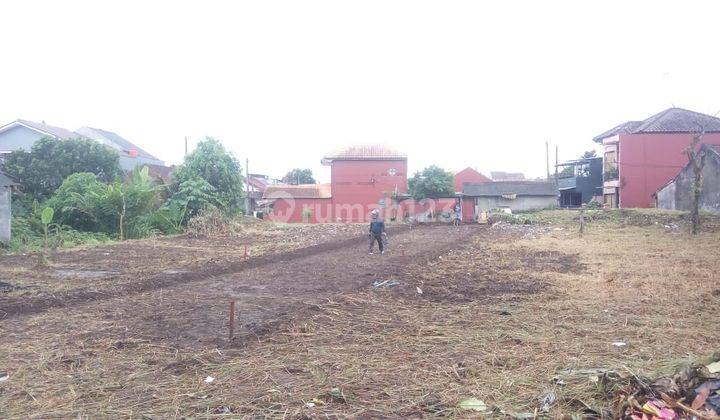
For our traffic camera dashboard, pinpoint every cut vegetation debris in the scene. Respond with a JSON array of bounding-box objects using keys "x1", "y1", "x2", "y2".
[{"x1": 0, "y1": 210, "x2": 718, "y2": 418}]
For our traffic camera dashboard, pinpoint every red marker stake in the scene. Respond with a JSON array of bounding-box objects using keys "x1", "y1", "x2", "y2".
[
  {"x1": 229, "y1": 301, "x2": 236, "y2": 340},
  {"x1": 244, "y1": 245, "x2": 248, "y2": 259}
]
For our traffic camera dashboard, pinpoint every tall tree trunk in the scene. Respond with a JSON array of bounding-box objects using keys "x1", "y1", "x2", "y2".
[{"x1": 685, "y1": 131, "x2": 706, "y2": 235}]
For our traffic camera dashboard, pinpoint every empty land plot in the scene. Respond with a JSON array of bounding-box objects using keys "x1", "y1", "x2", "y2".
[{"x1": 0, "y1": 211, "x2": 718, "y2": 418}]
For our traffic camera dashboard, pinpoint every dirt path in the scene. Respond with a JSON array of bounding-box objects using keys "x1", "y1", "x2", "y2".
[{"x1": 2, "y1": 224, "x2": 485, "y2": 349}]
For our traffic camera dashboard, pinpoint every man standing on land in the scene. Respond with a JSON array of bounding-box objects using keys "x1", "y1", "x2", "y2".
[{"x1": 368, "y1": 209, "x2": 386, "y2": 255}]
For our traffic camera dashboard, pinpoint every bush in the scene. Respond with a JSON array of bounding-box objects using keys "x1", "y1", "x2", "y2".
[
  {"x1": 171, "y1": 138, "x2": 244, "y2": 213},
  {"x1": 4, "y1": 215, "x2": 112, "y2": 254},
  {"x1": 45, "y1": 173, "x2": 106, "y2": 231},
  {"x1": 586, "y1": 200, "x2": 602, "y2": 210},
  {"x1": 0, "y1": 137, "x2": 122, "y2": 200}
]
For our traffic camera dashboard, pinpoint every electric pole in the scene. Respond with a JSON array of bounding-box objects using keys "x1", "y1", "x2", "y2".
[
  {"x1": 545, "y1": 141, "x2": 550, "y2": 181},
  {"x1": 184, "y1": 136, "x2": 188, "y2": 157},
  {"x1": 245, "y1": 158, "x2": 250, "y2": 216},
  {"x1": 555, "y1": 145, "x2": 559, "y2": 186}
]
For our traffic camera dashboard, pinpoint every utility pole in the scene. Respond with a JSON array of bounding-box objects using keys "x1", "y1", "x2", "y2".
[
  {"x1": 245, "y1": 158, "x2": 250, "y2": 216},
  {"x1": 545, "y1": 141, "x2": 550, "y2": 181},
  {"x1": 184, "y1": 136, "x2": 188, "y2": 157},
  {"x1": 555, "y1": 145, "x2": 559, "y2": 186}
]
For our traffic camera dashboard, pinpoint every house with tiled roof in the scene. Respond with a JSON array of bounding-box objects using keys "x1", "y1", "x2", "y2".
[
  {"x1": 76, "y1": 127, "x2": 165, "y2": 171},
  {"x1": 593, "y1": 108, "x2": 720, "y2": 208},
  {"x1": 0, "y1": 119, "x2": 165, "y2": 172}
]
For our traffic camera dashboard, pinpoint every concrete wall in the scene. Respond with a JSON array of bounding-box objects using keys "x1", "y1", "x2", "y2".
[
  {"x1": 474, "y1": 195, "x2": 557, "y2": 214},
  {"x1": 617, "y1": 133, "x2": 720, "y2": 208},
  {"x1": 656, "y1": 181, "x2": 676, "y2": 211},
  {"x1": 0, "y1": 125, "x2": 45, "y2": 152},
  {"x1": 0, "y1": 186, "x2": 11, "y2": 243},
  {"x1": 657, "y1": 153, "x2": 720, "y2": 212}
]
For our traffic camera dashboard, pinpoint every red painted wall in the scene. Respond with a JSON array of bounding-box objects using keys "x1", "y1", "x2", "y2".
[
  {"x1": 330, "y1": 160, "x2": 408, "y2": 222},
  {"x1": 462, "y1": 197, "x2": 475, "y2": 222},
  {"x1": 267, "y1": 198, "x2": 333, "y2": 223},
  {"x1": 618, "y1": 133, "x2": 720, "y2": 207},
  {"x1": 454, "y1": 168, "x2": 491, "y2": 192}
]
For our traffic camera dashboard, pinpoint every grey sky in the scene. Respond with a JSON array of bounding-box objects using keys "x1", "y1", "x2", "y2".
[{"x1": 2, "y1": 0, "x2": 719, "y2": 182}]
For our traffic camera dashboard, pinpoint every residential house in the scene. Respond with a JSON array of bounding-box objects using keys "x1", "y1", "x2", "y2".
[
  {"x1": 247, "y1": 173, "x2": 281, "y2": 215},
  {"x1": 0, "y1": 171, "x2": 18, "y2": 244},
  {"x1": 593, "y1": 108, "x2": 720, "y2": 208},
  {"x1": 0, "y1": 119, "x2": 166, "y2": 172},
  {"x1": 655, "y1": 144, "x2": 720, "y2": 212},
  {"x1": 74, "y1": 127, "x2": 165, "y2": 171},
  {"x1": 462, "y1": 181, "x2": 557, "y2": 215},
  {"x1": 0, "y1": 119, "x2": 80, "y2": 159},
  {"x1": 556, "y1": 157, "x2": 603, "y2": 207}
]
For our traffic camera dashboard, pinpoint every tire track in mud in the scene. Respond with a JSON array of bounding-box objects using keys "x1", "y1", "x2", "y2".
[
  {"x1": 116, "y1": 224, "x2": 488, "y2": 348},
  {"x1": 0, "y1": 224, "x2": 483, "y2": 319}
]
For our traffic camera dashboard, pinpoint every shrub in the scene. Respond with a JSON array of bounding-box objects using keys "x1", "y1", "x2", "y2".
[
  {"x1": 171, "y1": 138, "x2": 244, "y2": 213},
  {"x1": 0, "y1": 137, "x2": 122, "y2": 200}
]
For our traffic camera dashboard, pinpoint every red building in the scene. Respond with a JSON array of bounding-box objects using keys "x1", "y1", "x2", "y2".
[
  {"x1": 264, "y1": 146, "x2": 408, "y2": 223},
  {"x1": 593, "y1": 108, "x2": 720, "y2": 208},
  {"x1": 454, "y1": 167, "x2": 491, "y2": 193}
]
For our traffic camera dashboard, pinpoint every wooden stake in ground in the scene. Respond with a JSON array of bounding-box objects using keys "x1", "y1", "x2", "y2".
[
  {"x1": 579, "y1": 207, "x2": 585, "y2": 237},
  {"x1": 684, "y1": 130, "x2": 707, "y2": 235}
]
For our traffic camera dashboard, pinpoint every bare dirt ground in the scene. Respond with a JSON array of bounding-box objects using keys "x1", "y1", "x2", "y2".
[{"x1": 1, "y1": 211, "x2": 719, "y2": 418}]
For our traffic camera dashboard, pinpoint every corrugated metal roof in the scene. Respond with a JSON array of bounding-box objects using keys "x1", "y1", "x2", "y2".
[
  {"x1": 322, "y1": 145, "x2": 406, "y2": 162},
  {"x1": 463, "y1": 181, "x2": 557, "y2": 197},
  {"x1": 263, "y1": 184, "x2": 332, "y2": 199}
]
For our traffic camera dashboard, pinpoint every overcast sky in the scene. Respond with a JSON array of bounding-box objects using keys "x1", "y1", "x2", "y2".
[{"x1": 2, "y1": 0, "x2": 720, "y2": 182}]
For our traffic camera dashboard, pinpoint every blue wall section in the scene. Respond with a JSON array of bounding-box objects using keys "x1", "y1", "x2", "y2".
[{"x1": 0, "y1": 125, "x2": 45, "y2": 152}]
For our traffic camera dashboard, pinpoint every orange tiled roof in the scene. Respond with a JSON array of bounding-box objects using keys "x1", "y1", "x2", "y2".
[{"x1": 262, "y1": 183, "x2": 332, "y2": 199}]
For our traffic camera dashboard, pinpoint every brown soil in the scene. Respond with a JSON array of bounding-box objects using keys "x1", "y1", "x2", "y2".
[{"x1": 4, "y1": 215, "x2": 714, "y2": 418}]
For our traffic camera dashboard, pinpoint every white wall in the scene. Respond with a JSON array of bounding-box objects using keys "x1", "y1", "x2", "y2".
[
  {"x1": 0, "y1": 187, "x2": 11, "y2": 243},
  {"x1": 474, "y1": 195, "x2": 557, "y2": 213}
]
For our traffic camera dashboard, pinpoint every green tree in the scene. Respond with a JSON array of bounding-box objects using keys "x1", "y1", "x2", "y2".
[
  {"x1": 90, "y1": 167, "x2": 161, "y2": 240},
  {"x1": 159, "y1": 177, "x2": 224, "y2": 229},
  {"x1": 171, "y1": 138, "x2": 244, "y2": 212},
  {"x1": 408, "y1": 165, "x2": 455, "y2": 200},
  {"x1": 0, "y1": 137, "x2": 122, "y2": 200},
  {"x1": 582, "y1": 150, "x2": 597, "y2": 158},
  {"x1": 282, "y1": 168, "x2": 316, "y2": 185}
]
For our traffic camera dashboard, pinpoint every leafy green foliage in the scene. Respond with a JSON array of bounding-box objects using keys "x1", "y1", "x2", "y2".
[
  {"x1": 582, "y1": 150, "x2": 597, "y2": 158},
  {"x1": 0, "y1": 137, "x2": 122, "y2": 200},
  {"x1": 159, "y1": 177, "x2": 224, "y2": 230},
  {"x1": 45, "y1": 173, "x2": 106, "y2": 231},
  {"x1": 171, "y1": 138, "x2": 244, "y2": 212},
  {"x1": 282, "y1": 168, "x2": 316, "y2": 185},
  {"x1": 90, "y1": 167, "x2": 161, "y2": 240},
  {"x1": 408, "y1": 165, "x2": 455, "y2": 200},
  {"x1": 40, "y1": 207, "x2": 54, "y2": 225},
  {"x1": 5, "y1": 215, "x2": 111, "y2": 254}
]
